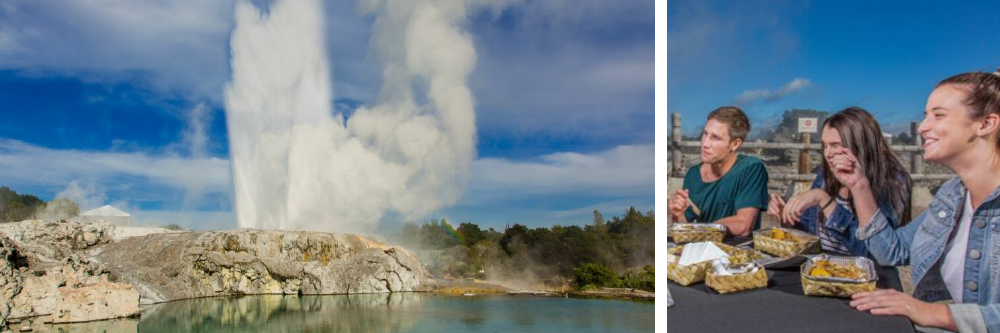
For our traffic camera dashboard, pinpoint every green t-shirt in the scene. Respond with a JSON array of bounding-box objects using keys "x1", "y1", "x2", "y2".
[{"x1": 682, "y1": 154, "x2": 769, "y2": 230}]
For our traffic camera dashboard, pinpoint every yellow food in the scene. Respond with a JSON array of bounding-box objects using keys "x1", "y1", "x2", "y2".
[
  {"x1": 809, "y1": 260, "x2": 865, "y2": 279},
  {"x1": 809, "y1": 267, "x2": 831, "y2": 277},
  {"x1": 771, "y1": 228, "x2": 799, "y2": 242},
  {"x1": 728, "y1": 250, "x2": 755, "y2": 265},
  {"x1": 772, "y1": 228, "x2": 787, "y2": 240}
]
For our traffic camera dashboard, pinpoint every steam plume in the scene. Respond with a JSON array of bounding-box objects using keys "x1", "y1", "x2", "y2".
[{"x1": 225, "y1": 0, "x2": 503, "y2": 233}]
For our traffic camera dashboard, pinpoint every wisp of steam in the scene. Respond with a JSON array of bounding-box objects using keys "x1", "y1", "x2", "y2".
[{"x1": 225, "y1": 0, "x2": 499, "y2": 233}]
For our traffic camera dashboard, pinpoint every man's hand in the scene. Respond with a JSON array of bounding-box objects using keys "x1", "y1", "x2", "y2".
[
  {"x1": 766, "y1": 193, "x2": 785, "y2": 223},
  {"x1": 669, "y1": 189, "x2": 691, "y2": 221}
]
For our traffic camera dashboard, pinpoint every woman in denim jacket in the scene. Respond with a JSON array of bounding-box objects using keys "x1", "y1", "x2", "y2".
[
  {"x1": 842, "y1": 68, "x2": 1000, "y2": 332},
  {"x1": 767, "y1": 108, "x2": 912, "y2": 256}
]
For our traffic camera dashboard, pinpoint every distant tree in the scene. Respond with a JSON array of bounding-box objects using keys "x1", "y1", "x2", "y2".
[
  {"x1": 417, "y1": 219, "x2": 462, "y2": 249},
  {"x1": 398, "y1": 206, "x2": 655, "y2": 286},
  {"x1": 162, "y1": 223, "x2": 186, "y2": 231},
  {"x1": 4, "y1": 201, "x2": 28, "y2": 222},
  {"x1": 43, "y1": 198, "x2": 80, "y2": 219},
  {"x1": 499, "y1": 223, "x2": 529, "y2": 254},
  {"x1": 457, "y1": 222, "x2": 485, "y2": 246},
  {"x1": 0, "y1": 187, "x2": 46, "y2": 222},
  {"x1": 398, "y1": 223, "x2": 421, "y2": 248},
  {"x1": 896, "y1": 132, "x2": 912, "y2": 145},
  {"x1": 765, "y1": 109, "x2": 830, "y2": 163},
  {"x1": 592, "y1": 210, "x2": 605, "y2": 228},
  {"x1": 771, "y1": 109, "x2": 829, "y2": 142},
  {"x1": 619, "y1": 265, "x2": 655, "y2": 291},
  {"x1": 573, "y1": 263, "x2": 620, "y2": 290},
  {"x1": 469, "y1": 240, "x2": 507, "y2": 278},
  {"x1": 0, "y1": 187, "x2": 17, "y2": 206}
]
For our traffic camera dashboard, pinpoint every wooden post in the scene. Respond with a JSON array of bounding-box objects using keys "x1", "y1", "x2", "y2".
[
  {"x1": 672, "y1": 113, "x2": 682, "y2": 177},
  {"x1": 911, "y1": 122, "x2": 924, "y2": 175},
  {"x1": 799, "y1": 133, "x2": 811, "y2": 174}
]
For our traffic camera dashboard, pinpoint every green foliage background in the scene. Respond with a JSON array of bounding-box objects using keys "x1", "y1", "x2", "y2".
[{"x1": 393, "y1": 207, "x2": 655, "y2": 291}]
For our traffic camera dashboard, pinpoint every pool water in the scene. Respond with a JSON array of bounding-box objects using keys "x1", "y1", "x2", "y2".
[{"x1": 32, "y1": 293, "x2": 655, "y2": 333}]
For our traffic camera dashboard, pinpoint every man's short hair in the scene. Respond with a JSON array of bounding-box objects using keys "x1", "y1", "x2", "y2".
[{"x1": 707, "y1": 106, "x2": 750, "y2": 142}]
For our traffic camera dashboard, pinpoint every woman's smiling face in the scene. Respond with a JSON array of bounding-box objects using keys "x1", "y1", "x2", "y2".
[{"x1": 918, "y1": 84, "x2": 979, "y2": 164}]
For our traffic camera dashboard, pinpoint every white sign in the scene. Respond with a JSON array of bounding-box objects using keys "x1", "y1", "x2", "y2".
[{"x1": 798, "y1": 117, "x2": 818, "y2": 133}]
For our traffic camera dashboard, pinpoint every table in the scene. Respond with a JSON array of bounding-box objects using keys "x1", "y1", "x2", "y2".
[{"x1": 667, "y1": 236, "x2": 916, "y2": 333}]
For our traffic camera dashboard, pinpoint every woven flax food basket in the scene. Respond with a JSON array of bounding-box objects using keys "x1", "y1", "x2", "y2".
[
  {"x1": 753, "y1": 227, "x2": 821, "y2": 258},
  {"x1": 706, "y1": 263, "x2": 768, "y2": 294},
  {"x1": 801, "y1": 255, "x2": 877, "y2": 298},
  {"x1": 669, "y1": 223, "x2": 726, "y2": 244},
  {"x1": 667, "y1": 242, "x2": 765, "y2": 286}
]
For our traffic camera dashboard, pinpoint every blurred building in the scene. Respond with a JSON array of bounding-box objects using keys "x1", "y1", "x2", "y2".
[{"x1": 79, "y1": 205, "x2": 130, "y2": 227}]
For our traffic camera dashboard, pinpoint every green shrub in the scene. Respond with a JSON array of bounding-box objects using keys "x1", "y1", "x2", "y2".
[
  {"x1": 573, "y1": 263, "x2": 620, "y2": 290},
  {"x1": 619, "y1": 265, "x2": 655, "y2": 291},
  {"x1": 162, "y1": 223, "x2": 186, "y2": 231}
]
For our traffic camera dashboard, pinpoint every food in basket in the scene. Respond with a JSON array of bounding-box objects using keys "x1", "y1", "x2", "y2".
[
  {"x1": 752, "y1": 227, "x2": 820, "y2": 257},
  {"x1": 706, "y1": 259, "x2": 767, "y2": 294},
  {"x1": 668, "y1": 242, "x2": 754, "y2": 286},
  {"x1": 669, "y1": 223, "x2": 726, "y2": 244},
  {"x1": 808, "y1": 260, "x2": 868, "y2": 280},
  {"x1": 770, "y1": 228, "x2": 795, "y2": 241},
  {"x1": 800, "y1": 255, "x2": 877, "y2": 298},
  {"x1": 727, "y1": 248, "x2": 757, "y2": 265}
]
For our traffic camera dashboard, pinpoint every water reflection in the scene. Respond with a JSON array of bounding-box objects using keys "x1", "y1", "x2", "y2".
[
  {"x1": 14, "y1": 318, "x2": 139, "y2": 333},
  {"x1": 19, "y1": 294, "x2": 654, "y2": 333},
  {"x1": 138, "y1": 293, "x2": 424, "y2": 333}
]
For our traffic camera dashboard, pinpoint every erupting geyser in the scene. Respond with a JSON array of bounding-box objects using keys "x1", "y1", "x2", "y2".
[{"x1": 224, "y1": 0, "x2": 498, "y2": 233}]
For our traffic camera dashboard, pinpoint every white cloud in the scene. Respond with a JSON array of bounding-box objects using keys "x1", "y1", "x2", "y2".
[
  {"x1": 439, "y1": 144, "x2": 654, "y2": 227},
  {"x1": 733, "y1": 78, "x2": 813, "y2": 106},
  {"x1": 545, "y1": 198, "x2": 654, "y2": 221},
  {"x1": 0, "y1": 0, "x2": 654, "y2": 145},
  {"x1": 0, "y1": 0, "x2": 387, "y2": 104},
  {"x1": 469, "y1": 144, "x2": 654, "y2": 197},
  {"x1": 0, "y1": 0, "x2": 235, "y2": 100},
  {"x1": 0, "y1": 139, "x2": 231, "y2": 202},
  {"x1": 0, "y1": 138, "x2": 234, "y2": 229},
  {"x1": 0, "y1": 137, "x2": 651, "y2": 229},
  {"x1": 470, "y1": 0, "x2": 654, "y2": 139}
]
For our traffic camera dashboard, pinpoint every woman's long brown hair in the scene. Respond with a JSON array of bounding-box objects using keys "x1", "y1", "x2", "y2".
[{"x1": 821, "y1": 107, "x2": 912, "y2": 224}]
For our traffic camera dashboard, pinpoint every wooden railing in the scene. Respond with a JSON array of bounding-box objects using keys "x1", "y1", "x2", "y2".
[{"x1": 669, "y1": 112, "x2": 950, "y2": 181}]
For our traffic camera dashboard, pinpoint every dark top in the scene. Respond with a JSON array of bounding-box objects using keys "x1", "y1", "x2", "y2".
[{"x1": 682, "y1": 154, "x2": 770, "y2": 230}]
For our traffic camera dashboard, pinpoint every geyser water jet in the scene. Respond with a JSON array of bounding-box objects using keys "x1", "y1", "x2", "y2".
[{"x1": 225, "y1": 0, "x2": 496, "y2": 233}]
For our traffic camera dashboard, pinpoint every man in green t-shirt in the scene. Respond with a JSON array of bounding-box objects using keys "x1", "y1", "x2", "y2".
[{"x1": 668, "y1": 107, "x2": 769, "y2": 236}]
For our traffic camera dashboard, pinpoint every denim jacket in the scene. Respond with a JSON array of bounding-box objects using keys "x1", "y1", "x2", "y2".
[
  {"x1": 799, "y1": 171, "x2": 908, "y2": 257},
  {"x1": 858, "y1": 177, "x2": 1000, "y2": 333}
]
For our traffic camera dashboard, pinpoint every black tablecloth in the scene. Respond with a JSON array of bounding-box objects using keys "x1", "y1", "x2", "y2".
[{"x1": 667, "y1": 236, "x2": 916, "y2": 333}]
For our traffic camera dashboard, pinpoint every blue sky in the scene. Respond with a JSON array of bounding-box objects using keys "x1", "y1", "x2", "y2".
[
  {"x1": 0, "y1": 0, "x2": 654, "y2": 231},
  {"x1": 669, "y1": 0, "x2": 1000, "y2": 136}
]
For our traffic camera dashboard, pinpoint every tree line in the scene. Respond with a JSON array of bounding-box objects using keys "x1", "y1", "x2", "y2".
[
  {"x1": 0, "y1": 186, "x2": 80, "y2": 222},
  {"x1": 391, "y1": 207, "x2": 655, "y2": 291}
]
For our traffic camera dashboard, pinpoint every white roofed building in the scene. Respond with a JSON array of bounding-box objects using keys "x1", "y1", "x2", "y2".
[{"x1": 79, "y1": 205, "x2": 130, "y2": 227}]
